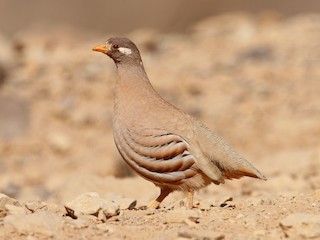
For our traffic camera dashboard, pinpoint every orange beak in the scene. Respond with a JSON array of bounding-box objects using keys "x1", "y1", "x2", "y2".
[{"x1": 92, "y1": 44, "x2": 109, "y2": 53}]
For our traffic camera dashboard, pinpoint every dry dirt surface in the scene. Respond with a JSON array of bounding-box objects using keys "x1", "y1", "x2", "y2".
[{"x1": 0, "y1": 13, "x2": 320, "y2": 240}]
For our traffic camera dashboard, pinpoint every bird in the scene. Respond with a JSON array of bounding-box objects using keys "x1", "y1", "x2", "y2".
[{"x1": 92, "y1": 37, "x2": 266, "y2": 209}]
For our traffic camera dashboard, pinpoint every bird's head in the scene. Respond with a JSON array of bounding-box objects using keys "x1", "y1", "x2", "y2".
[{"x1": 92, "y1": 37, "x2": 142, "y2": 65}]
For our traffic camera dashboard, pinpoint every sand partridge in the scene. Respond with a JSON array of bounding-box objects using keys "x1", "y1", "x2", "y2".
[{"x1": 93, "y1": 38, "x2": 266, "y2": 209}]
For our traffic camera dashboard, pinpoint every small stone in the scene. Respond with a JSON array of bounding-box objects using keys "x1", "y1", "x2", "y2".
[
  {"x1": 0, "y1": 193, "x2": 20, "y2": 209},
  {"x1": 105, "y1": 194, "x2": 137, "y2": 210},
  {"x1": 65, "y1": 192, "x2": 120, "y2": 219},
  {"x1": 184, "y1": 218, "x2": 198, "y2": 227},
  {"x1": 178, "y1": 230, "x2": 225, "y2": 240},
  {"x1": 43, "y1": 202, "x2": 61, "y2": 214},
  {"x1": 25, "y1": 201, "x2": 47, "y2": 213},
  {"x1": 102, "y1": 203, "x2": 119, "y2": 219},
  {"x1": 280, "y1": 213, "x2": 320, "y2": 239},
  {"x1": 220, "y1": 196, "x2": 235, "y2": 209},
  {"x1": 5, "y1": 204, "x2": 29, "y2": 215},
  {"x1": 118, "y1": 197, "x2": 137, "y2": 210},
  {"x1": 0, "y1": 193, "x2": 20, "y2": 218},
  {"x1": 97, "y1": 209, "x2": 107, "y2": 222}
]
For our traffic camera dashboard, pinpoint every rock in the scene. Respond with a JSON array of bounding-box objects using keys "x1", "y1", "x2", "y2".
[
  {"x1": 24, "y1": 201, "x2": 61, "y2": 214},
  {"x1": 65, "y1": 192, "x2": 120, "y2": 220},
  {"x1": 105, "y1": 194, "x2": 137, "y2": 210},
  {"x1": 0, "y1": 193, "x2": 20, "y2": 218},
  {"x1": 4, "y1": 211, "x2": 63, "y2": 237},
  {"x1": 5, "y1": 204, "x2": 29, "y2": 215},
  {"x1": 25, "y1": 201, "x2": 46, "y2": 213},
  {"x1": 178, "y1": 230, "x2": 225, "y2": 240},
  {"x1": 0, "y1": 193, "x2": 20, "y2": 208},
  {"x1": 219, "y1": 196, "x2": 235, "y2": 209},
  {"x1": 280, "y1": 213, "x2": 320, "y2": 239},
  {"x1": 164, "y1": 209, "x2": 200, "y2": 224}
]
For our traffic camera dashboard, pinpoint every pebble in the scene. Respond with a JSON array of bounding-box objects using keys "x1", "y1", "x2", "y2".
[
  {"x1": 5, "y1": 204, "x2": 29, "y2": 215},
  {"x1": 280, "y1": 213, "x2": 320, "y2": 239},
  {"x1": 0, "y1": 193, "x2": 20, "y2": 209},
  {"x1": 25, "y1": 201, "x2": 47, "y2": 213},
  {"x1": 65, "y1": 192, "x2": 120, "y2": 220},
  {"x1": 24, "y1": 201, "x2": 61, "y2": 214},
  {"x1": 0, "y1": 193, "x2": 20, "y2": 218},
  {"x1": 219, "y1": 196, "x2": 235, "y2": 209},
  {"x1": 105, "y1": 194, "x2": 137, "y2": 210},
  {"x1": 178, "y1": 230, "x2": 225, "y2": 240}
]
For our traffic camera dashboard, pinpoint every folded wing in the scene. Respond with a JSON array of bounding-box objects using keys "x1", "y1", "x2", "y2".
[{"x1": 114, "y1": 128, "x2": 197, "y2": 185}]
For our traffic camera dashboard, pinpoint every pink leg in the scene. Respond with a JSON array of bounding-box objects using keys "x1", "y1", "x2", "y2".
[{"x1": 148, "y1": 188, "x2": 172, "y2": 209}]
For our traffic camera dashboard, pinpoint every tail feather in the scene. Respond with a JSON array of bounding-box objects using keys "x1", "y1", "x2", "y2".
[
  {"x1": 222, "y1": 166, "x2": 267, "y2": 181},
  {"x1": 194, "y1": 120, "x2": 267, "y2": 183}
]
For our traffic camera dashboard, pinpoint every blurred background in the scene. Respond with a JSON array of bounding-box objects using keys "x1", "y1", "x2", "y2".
[
  {"x1": 0, "y1": 0, "x2": 319, "y2": 205},
  {"x1": 2, "y1": 0, "x2": 320, "y2": 35}
]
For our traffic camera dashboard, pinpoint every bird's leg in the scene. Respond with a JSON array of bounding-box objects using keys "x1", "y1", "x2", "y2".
[
  {"x1": 148, "y1": 188, "x2": 171, "y2": 209},
  {"x1": 186, "y1": 190, "x2": 194, "y2": 209}
]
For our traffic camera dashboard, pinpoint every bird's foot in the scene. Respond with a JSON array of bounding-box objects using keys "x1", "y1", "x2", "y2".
[
  {"x1": 186, "y1": 190, "x2": 195, "y2": 209},
  {"x1": 148, "y1": 199, "x2": 161, "y2": 209}
]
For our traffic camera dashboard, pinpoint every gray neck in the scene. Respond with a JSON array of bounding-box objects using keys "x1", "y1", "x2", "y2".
[
  {"x1": 114, "y1": 62, "x2": 164, "y2": 113},
  {"x1": 115, "y1": 62, "x2": 158, "y2": 96}
]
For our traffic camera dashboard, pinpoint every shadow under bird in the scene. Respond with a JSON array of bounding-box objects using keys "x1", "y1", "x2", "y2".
[{"x1": 93, "y1": 37, "x2": 267, "y2": 209}]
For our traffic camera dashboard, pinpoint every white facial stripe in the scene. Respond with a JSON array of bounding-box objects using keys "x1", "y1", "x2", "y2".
[{"x1": 118, "y1": 47, "x2": 132, "y2": 55}]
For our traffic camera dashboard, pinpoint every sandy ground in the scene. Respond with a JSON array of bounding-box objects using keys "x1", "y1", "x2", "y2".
[{"x1": 0, "y1": 13, "x2": 320, "y2": 240}]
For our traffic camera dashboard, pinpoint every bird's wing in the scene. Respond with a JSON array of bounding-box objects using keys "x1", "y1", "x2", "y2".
[
  {"x1": 193, "y1": 120, "x2": 267, "y2": 183},
  {"x1": 114, "y1": 127, "x2": 198, "y2": 185}
]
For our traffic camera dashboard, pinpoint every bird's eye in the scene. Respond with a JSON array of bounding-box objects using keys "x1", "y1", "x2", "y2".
[{"x1": 113, "y1": 44, "x2": 119, "y2": 49}]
